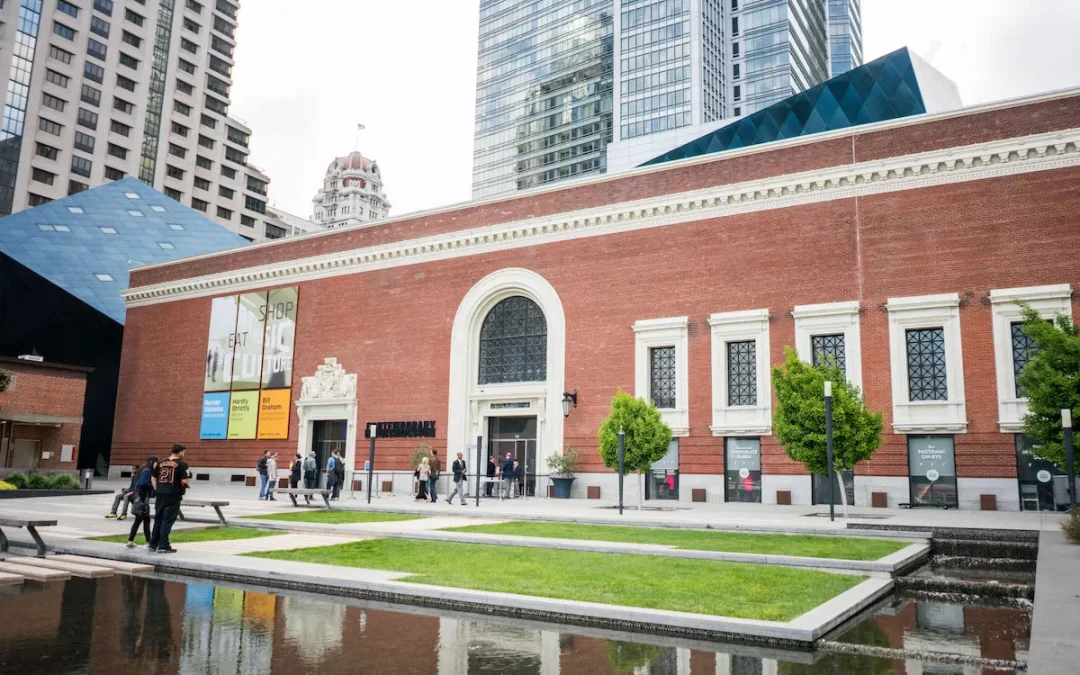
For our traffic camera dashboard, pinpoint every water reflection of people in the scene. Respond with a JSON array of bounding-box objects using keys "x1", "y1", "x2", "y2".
[{"x1": 144, "y1": 579, "x2": 174, "y2": 665}]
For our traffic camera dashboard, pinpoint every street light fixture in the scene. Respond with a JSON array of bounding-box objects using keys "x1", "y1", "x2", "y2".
[
  {"x1": 1063, "y1": 409, "x2": 1075, "y2": 512},
  {"x1": 562, "y1": 390, "x2": 578, "y2": 418},
  {"x1": 825, "y1": 381, "x2": 835, "y2": 522}
]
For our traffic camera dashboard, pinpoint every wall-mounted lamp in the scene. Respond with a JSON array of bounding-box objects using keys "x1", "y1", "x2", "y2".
[{"x1": 562, "y1": 390, "x2": 578, "y2": 418}]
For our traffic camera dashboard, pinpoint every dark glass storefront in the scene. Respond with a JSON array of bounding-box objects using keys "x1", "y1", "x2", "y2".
[
  {"x1": 645, "y1": 439, "x2": 679, "y2": 500},
  {"x1": 725, "y1": 437, "x2": 761, "y2": 503},
  {"x1": 907, "y1": 436, "x2": 958, "y2": 507},
  {"x1": 1015, "y1": 434, "x2": 1069, "y2": 511},
  {"x1": 812, "y1": 470, "x2": 855, "y2": 505}
]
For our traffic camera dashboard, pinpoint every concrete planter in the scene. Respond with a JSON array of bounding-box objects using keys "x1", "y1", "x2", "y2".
[{"x1": 551, "y1": 477, "x2": 576, "y2": 499}]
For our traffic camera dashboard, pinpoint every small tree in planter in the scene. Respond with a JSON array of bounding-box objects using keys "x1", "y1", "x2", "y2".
[
  {"x1": 598, "y1": 390, "x2": 673, "y2": 508},
  {"x1": 772, "y1": 347, "x2": 882, "y2": 517},
  {"x1": 546, "y1": 447, "x2": 581, "y2": 498}
]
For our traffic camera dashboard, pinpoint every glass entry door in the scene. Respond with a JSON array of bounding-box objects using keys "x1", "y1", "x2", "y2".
[
  {"x1": 488, "y1": 416, "x2": 537, "y2": 497},
  {"x1": 311, "y1": 419, "x2": 347, "y2": 488},
  {"x1": 646, "y1": 439, "x2": 679, "y2": 500}
]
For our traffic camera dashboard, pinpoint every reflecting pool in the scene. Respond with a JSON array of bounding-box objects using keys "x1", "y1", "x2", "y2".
[{"x1": 0, "y1": 576, "x2": 1027, "y2": 674}]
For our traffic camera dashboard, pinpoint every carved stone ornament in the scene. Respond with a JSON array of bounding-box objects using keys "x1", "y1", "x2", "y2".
[{"x1": 300, "y1": 358, "x2": 357, "y2": 401}]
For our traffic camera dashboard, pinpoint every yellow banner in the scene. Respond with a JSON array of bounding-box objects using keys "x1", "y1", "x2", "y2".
[
  {"x1": 227, "y1": 391, "x2": 259, "y2": 439},
  {"x1": 257, "y1": 389, "x2": 291, "y2": 440}
]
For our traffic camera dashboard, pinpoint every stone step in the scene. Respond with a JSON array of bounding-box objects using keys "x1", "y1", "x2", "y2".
[
  {"x1": 12, "y1": 557, "x2": 114, "y2": 578},
  {"x1": 0, "y1": 562, "x2": 71, "y2": 582},
  {"x1": 0, "y1": 571, "x2": 25, "y2": 586},
  {"x1": 48, "y1": 554, "x2": 154, "y2": 575}
]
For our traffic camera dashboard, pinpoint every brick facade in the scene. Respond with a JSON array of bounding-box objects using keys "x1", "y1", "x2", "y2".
[
  {"x1": 0, "y1": 357, "x2": 88, "y2": 471},
  {"x1": 114, "y1": 92, "x2": 1080, "y2": 508}
]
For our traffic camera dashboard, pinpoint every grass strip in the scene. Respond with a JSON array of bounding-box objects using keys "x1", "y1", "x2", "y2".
[
  {"x1": 444, "y1": 522, "x2": 906, "y2": 561},
  {"x1": 248, "y1": 538, "x2": 862, "y2": 621},
  {"x1": 241, "y1": 511, "x2": 421, "y2": 524},
  {"x1": 93, "y1": 526, "x2": 277, "y2": 545}
]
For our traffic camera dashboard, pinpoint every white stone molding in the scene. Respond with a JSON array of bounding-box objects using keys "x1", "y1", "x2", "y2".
[
  {"x1": 447, "y1": 269, "x2": 565, "y2": 484},
  {"x1": 886, "y1": 293, "x2": 967, "y2": 433},
  {"x1": 708, "y1": 309, "x2": 772, "y2": 436},
  {"x1": 295, "y1": 357, "x2": 358, "y2": 464},
  {"x1": 989, "y1": 284, "x2": 1072, "y2": 432},
  {"x1": 792, "y1": 301, "x2": 863, "y2": 391},
  {"x1": 633, "y1": 316, "x2": 690, "y2": 436},
  {"x1": 123, "y1": 128, "x2": 1080, "y2": 308}
]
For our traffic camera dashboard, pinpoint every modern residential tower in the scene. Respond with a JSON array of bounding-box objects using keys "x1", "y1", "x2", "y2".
[
  {"x1": 0, "y1": 0, "x2": 282, "y2": 241},
  {"x1": 827, "y1": 0, "x2": 862, "y2": 76}
]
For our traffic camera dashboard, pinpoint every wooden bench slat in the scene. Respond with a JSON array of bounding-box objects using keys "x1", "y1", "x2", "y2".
[{"x1": 0, "y1": 518, "x2": 58, "y2": 527}]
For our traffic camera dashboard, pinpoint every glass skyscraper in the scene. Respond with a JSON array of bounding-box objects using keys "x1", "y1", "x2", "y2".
[
  {"x1": 472, "y1": 0, "x2": 615, "y2": 199},
  {"x1": 827, "y1": 0, "x2": 862, "y2": 76}
]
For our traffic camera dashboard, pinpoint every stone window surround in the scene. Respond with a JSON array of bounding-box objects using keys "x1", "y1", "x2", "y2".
[
  {"x1": 633, "y1": 316, "x2": 689, "y2": 437},
  {"x1": 886, "y1": 293, "x2": 967, "y2": 433},
  {"x1": 989, "y1": 284, "x2": 1072, "y2": 432},
  {"x1": 709, "y1": 309, "x2": 771, "y2": 436},
  {"x1": 792, "y1": 300, "x2": 863, "y2": 391}
]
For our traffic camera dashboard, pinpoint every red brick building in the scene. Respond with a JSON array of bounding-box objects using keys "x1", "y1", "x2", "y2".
[
  {"x1": 0, "y1": 356, "x2": 88, "y2": 473},
  {"x1": 113, "y1": 89, "x2": 1080, "y2": 511}
]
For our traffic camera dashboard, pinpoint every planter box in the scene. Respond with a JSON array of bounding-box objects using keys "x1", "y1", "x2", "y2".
[
  {"x1": 0, "y1": 489, "x2": 112, "y2": 499},
  {"x1": 551, "y1": 477, "x2": 576, "y2": 499}
]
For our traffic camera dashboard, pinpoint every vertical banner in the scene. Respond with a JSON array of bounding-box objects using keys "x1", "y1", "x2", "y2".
[
  {"x1": 257, "y1": 389, "x2": 292, "y2": 440},
  {"x1": 200, "y1": 392, "x2": 231, "y2": 439},
  {"x1": 227, "y1": 391, "x2": 259, "y2": 439},
  {"x1": 231, "y1": 291, "x2": 268, "y2": 390},
  {"x1": 261, "y1": 286, "x2": 298, "y2": 389},
  {"x1": 204, "y1": 296, "x2": 239, "y2": 392}
]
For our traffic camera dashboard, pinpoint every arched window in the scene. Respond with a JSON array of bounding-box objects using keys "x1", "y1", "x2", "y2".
[{"x1": 478, "y1": 296, "x2": 547, "y2": 384}]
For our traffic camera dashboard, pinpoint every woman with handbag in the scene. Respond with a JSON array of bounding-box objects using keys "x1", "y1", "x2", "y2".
[
  {"x1": 126, "y1": 457, "x2": 158, "y2": 548},
  {"x1": 415, "y1": 456, "x2": 431, "y2": 502}
]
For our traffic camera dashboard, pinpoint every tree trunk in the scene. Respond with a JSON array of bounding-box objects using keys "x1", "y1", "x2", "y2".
[
  {"x1": 836, "y1": 470, "x2": 850, "y2": 519},
  {"x1": 637, "y1": 471, "x2": 644, "y2": 509}
]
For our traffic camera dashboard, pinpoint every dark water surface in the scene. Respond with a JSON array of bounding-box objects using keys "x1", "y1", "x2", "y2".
[{"x1": 0, "y1": 576, "x2": 1028, "y2": 674}]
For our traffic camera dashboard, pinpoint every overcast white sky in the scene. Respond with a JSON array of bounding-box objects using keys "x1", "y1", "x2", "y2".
[{"x1": 229, "y1": 0, "x2": 1080, "y2": 220}]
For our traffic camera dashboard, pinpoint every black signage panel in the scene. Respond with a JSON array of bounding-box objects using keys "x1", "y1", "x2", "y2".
[{"x1": 364, "y1": 420, "x2": 437, "y2": 439}]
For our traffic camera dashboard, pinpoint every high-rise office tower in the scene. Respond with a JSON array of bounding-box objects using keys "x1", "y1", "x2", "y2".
[
  {"x1": 471, "y1": 0, "x2": 614, "y2": 200},
  {"x1": 826, "y1": 0, "x2": 861, "y2": 76},
  {"x1": 0, "y1": 0, "x2": 281, "y2": 241}
]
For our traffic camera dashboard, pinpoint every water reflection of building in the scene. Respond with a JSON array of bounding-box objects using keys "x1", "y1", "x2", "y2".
[{"x1": 282, "y1": 595, "x2": 345, "y2": 664}]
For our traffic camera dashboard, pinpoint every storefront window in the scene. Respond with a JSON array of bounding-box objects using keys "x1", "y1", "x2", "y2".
[
  {"x1": 907, "y1": 436, "x2": 958, "y2": 507},
  {"x1": 812, "y1": 470, "x2": 854, "y2": 505},
  {"x1": 725, "y1": 437, "x2": 761, "y2": 503},
  {"x1": 646, "y1": 439, "x2": 679, "y2": 500},
  {"x1": 1016, "y1": 434, "x2": 1068, "y2": 511}
]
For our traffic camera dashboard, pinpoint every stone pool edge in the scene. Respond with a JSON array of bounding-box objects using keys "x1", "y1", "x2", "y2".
[{"x1": 42, "y1": 537, "x2": 893, "y2": 648}]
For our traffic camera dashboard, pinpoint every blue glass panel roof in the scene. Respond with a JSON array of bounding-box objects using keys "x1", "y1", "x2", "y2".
[
  {"x1": 641, "y1": 48, "x2": 928, "y2": 168},
  {"x1": 0, "y1": 178, "x2": 248, "y2": 324}
]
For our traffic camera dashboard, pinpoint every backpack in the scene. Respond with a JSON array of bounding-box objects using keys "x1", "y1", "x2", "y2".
[
  {"x1": 334, "y1": 457, "x2": 346, "y2": 480},
  {"x1": 256, "y1": 456, "x2": 268, "y2": 474}
]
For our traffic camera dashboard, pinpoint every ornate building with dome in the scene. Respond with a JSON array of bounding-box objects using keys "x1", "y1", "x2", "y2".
[{"x1": 311, "y1": 151, "x2": 391, "y2": 229}]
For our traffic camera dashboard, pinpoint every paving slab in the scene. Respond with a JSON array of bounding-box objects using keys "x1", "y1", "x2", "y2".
[
  {"x1": 0, "y1": 561, "x2": 71, "y2": 581},
  {"x1": 1028, "y1": 530, "x2": 1080, "y2": 674},
  {"x1": 8, "y1": 556, "x2": 114, "y2": 578},
  {"x1": 48, "y1": 554, "x2": 154, "y2": 574},
  {"x1": 0, "y1": 571, "x2": 24, "y2": 586}
]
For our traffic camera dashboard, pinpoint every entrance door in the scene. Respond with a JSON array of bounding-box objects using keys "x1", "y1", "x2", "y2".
[
  {"x1": 311, "y1": 420, "x2": 347, "y2": 488},
  {"x1": 12, "y1": 439, "x2": 41, "y2": 469},
  {"x1": 488, "y1": 416, "x2": 537, "y2": 497},
  {"x1": 1016, "y1": 434, "x2": 1068, "y2": 511}
]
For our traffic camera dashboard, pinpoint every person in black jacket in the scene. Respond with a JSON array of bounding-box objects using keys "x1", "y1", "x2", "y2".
[
  {"x1": 126, "y1": 457, "x2": 157, "y2": 548},
  {"x1": 500, "y1": 452, "x2": 515, "y2": 500},
  {"x1": 446, "y1": 452, "x2": 468, "y2": 505},
  {"x1": 485, "y1": 455, "x2": 496, "y2": 497},
  {"x1": 289, "y1": 453, "x2": 302, "y2": 489}
]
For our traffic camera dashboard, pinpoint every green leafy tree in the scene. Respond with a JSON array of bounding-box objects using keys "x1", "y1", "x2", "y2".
[
  {"x1": 598, "y1": 389, "x2": 673, "y2": 507},
  {"x1": 1017, "y1": 305, "x2": 1080, "y2": 469},
  {"x1": 604, "y1": 640, "x2": 661, "y2": 674},
  {"x1": 0, "y1": 368, "x2": 10, "y2": 393},
  {"x1": 772, "y1": 347, "x2": 883, "y2": 517}
]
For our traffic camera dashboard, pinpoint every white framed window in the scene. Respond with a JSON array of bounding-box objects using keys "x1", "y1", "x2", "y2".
[
  {"x1": 793, "y1": 301, "x2": 863, "y2": 390},
  {"x1": 989, "y1": 284, "x2": 1072, "y2": 432},
  {"x1": 633, "y1": 316, "x2": 689, "y2": 436},
  {"x1": 708, "y1": 309, "x2": 771, "y2": 436},
  {"x1": 886, "y1": 293, "x2": 966, "y2": 433}
]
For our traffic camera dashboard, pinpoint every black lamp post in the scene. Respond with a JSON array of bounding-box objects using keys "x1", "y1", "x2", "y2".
[
  {"x1": 617, "y1": 425, "x2": 625, "y2": 516},
  {"x1": 825, "y1": 380, "x2": 835, "y2": 522},
  {"x1": 366, "y1": 424, "x2": 376, "y2": 504},
  {"x1": 562, "y1": 390, "x2": 577, "y2": 418},
  {"x1": 475, "y1": 428, "x2": 483, "y2": 507},
  {"x1": 1064, "y1": 409, "x2": 1076, "y2": 512}
]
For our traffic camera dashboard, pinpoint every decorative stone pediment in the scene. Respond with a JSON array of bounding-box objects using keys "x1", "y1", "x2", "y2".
[{"x1": 300, "y1": 358, "x2": 356, "y2": 402}]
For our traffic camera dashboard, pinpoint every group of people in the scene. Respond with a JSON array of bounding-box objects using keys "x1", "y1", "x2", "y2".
[
  {"x1": 414, "y1": 450, "x2": 523, "y2": 503},
  {"x1": 257, "y1": 449, "x2": 346, "y2": 500},
  {"x1": 102, "y1": 443, "x2": 191, "y2": 553},
  {"x1": 490, "y1": 452, "x2": 522, "y2": 500}
]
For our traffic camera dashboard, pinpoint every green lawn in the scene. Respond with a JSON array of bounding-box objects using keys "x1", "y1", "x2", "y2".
[
  {"x1": 248, "y1": 538, "x2": 862, "y2": 621},
  {"x1": 242, "y1": 510, "x2": 421, "y2": 525},
  {"x1": 444, "y1": 522, "x2": 906, "y2": 561},
  {"x1": 94, "y1": 526, "x2": 277, "y2": 545}
]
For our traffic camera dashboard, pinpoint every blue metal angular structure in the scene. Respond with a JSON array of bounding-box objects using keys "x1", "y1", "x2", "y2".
[
  {"x1": 0, "y1": 177, "x2": 247, "y2": 324},
  {"x1": 641, "y1": 47, "x2": 929, "y2": 167}
]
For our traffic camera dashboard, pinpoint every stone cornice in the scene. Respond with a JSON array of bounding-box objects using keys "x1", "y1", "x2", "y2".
[{"x1": 123, "y1": 128, "x2": 1080, "y2": 308}]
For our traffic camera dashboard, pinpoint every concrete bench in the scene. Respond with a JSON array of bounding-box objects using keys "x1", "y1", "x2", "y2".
[
  {"x1": 150, "y1": 498, "x2": 230, "y2": 525},
  {"x1": 0, "y1": 516, "x2": 58, "y2": 557},
  {"x1": 272, "y1": 487, "x2": 332, "y2": 509}
]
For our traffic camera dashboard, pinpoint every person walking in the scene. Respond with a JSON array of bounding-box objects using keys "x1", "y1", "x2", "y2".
[
  {"x1": 126, "y1": 457, "x2": 157, "y2": 548},
  {"x1": 256, "y1": 450, "x2": 271, "y2": 500},
  {"x1": 500, "y1": 452, "x2": 515, "y2": 499},
  {"x1": 302, "y1": 450, "x2": 317, "y2": 504},
  {"x1": 106, "y1": 464, "x2": 141, "y2": 520},
  {"x1": 289, "y1": 453, "x2": 302, "y2": 489},
  {"x1": 485, "y1": 455, "x2": 496, "y2": 497},
  {"x1": 332, "y1": 451, "x2": 345, "y2": 500},
  {"x1": 326, "y1": 450, "x2": 340, "y2": 500},
  {"x1": 428, "y1": 449, "x2": 441, "y2": 503},
  {"x1": 512, "y1": 459, "x2": 522, "y2": 498},
  {"x1": 447, "y1": 452, "x2": 468, "y2": 505},
  {"x1": 266, "y1": 453, "x2": 279, "y2": 501},
  {"x1": 148, "y1": 444, "x2": 190, "y2": 554},
  {"x1": 415, "y1": 456, "x2": 431, "y2": 502}
]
